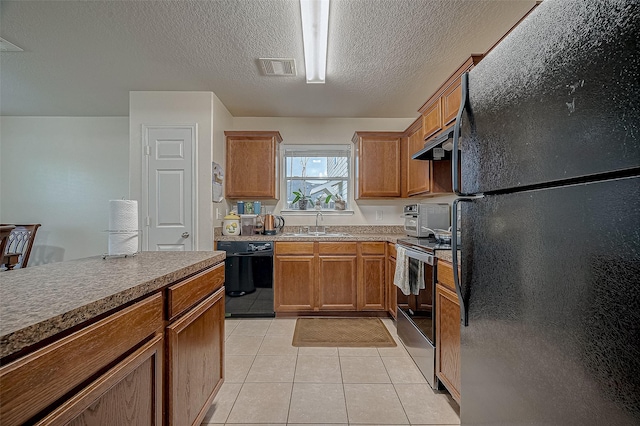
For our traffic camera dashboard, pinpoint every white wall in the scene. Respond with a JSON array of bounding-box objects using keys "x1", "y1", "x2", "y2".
[
  {"x1": 129, "y1": 91, "x2": 232, "y2": 251},
  {"x1": 231, "y1": 117, "x2": 456, "y2": 227},
  {"x1": 212, "y1": 93, "x2": 234, "y2": 228},
  {"x1": 0, "y1": 117, "x2": 129, "y2": 263}
]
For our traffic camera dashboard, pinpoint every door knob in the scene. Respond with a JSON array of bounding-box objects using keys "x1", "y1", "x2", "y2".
[{"x1": 182, "y1": 232, "x2": 190, "y2": 238}]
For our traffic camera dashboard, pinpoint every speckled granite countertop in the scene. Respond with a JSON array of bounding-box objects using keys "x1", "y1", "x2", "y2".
[
  {"x1": 0, "y1": 251, "x2": 225, "y2": 359},
  {"x1": 215, "y1": 225, "x2": 407, "y2": 243}
]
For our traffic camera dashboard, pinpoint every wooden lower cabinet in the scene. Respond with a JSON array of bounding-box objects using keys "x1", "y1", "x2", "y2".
[
  {"x1": 318, "y1": 255, "x2": 358, "y2": 310},
  {"x1": 357, "y1": 243, "x2": 386, "y2": 311},
  {"x1": 274, "y1": 254, "x2": 315, "y2": 311},
  {"x1": 38, "y1": 335, "x2": 164, "y2": 425},
  {"x1": 274, "y1": 241, "x2": 385, "y2": 313},
  {"x1": 166, "y1": 287, "x2": 225, "y2": 426},
  {"x1": 0, "y1": 262, "x2": 226, "y2": 426},
  {"x1": 0, "y1": 294, "x2": 164, "y2": 426},
  {"x1": 435, "y1": 261, "x2": 461, "y2": 404}
]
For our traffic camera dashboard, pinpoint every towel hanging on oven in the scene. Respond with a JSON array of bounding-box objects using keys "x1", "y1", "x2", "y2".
[{"x1": 393, "y1": 247, "x2": 425, "y2": 296}]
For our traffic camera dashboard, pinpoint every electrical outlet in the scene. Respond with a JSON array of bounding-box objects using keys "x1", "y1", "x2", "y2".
[
  {"x1": 216, "y1": 208, "x2": 222, "y2": 219},
  {"x1": 375, "y1": 210, "x2": 383, "y2": 221}
]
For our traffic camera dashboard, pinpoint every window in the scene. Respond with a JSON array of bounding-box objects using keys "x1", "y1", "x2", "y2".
[{"x1": 283, "y1": 145, "x2": 351, "y2": 211}]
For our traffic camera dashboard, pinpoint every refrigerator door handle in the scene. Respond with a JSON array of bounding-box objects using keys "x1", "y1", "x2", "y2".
[
  {"x1": 453, "y1": 72, "x2": 471, "y2": 197},
  {"x1": 452, "y1": 197, "x2": 473, "y2": 326}
]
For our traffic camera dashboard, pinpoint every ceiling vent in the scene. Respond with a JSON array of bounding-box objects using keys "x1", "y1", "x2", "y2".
[
  {"x1": 0, "y1": 38, "x2": 24, "y2": 52},
  {"x1": 259, "y1": 58, "x2": 296, "y2": 76}
]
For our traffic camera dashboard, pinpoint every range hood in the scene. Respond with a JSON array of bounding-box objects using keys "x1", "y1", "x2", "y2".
[{"x1": 412, "y1": 128, "x2": 455, "y2": 161}]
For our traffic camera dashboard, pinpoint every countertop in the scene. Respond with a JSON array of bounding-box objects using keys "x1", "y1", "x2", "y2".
[
  {"x1": 214, "y1": 225, "x2": 453, "y2": 262},
  {"x1": 215, "y1": 225, "x2": 454, "y2": 260},
  {"x1": 0, "y1": 251, "x2": 225, "y2": 359},
  {"x1": 215, "y1": 225, "x2": 407, "y2": 243}
]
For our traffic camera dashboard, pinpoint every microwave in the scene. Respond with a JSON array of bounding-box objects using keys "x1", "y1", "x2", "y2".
[{"x1": 402, "y1": 203, "x2": 450, "y2": 237}]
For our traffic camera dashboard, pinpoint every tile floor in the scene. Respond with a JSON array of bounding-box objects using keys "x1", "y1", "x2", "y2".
[{"x1": 202, "y1": 317, "x2": 460, "y2": 425}]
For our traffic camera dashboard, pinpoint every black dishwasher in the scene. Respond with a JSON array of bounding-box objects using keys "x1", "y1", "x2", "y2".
[{"x1": 217, "y1": 240, "x2": 274, "y2": 318}]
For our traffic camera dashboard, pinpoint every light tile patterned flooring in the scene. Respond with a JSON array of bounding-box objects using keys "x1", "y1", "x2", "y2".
[{"x1": 201, "y1": 318, "x2": 460, "y2": 425}]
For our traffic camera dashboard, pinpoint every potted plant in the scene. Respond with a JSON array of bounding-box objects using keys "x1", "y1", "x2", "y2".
[
  {"x1": 292, "y1": 188, "x2": 311, "y2": 210},
  {"x1": 314, "y1": 194, "x2": 332, "y2": 210},
  {"x1": 333, "y1": 193, "x2": 346, "y2": 210}
]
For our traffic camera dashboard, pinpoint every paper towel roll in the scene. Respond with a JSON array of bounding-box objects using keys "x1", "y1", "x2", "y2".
[
  {"x1": 109, "y1": 200, "x2": 138, "y2": 231},
  {"x1": 108, "y1": 232, "x2": 139, "y2": 255},
  {"x1": 108, "y1": 200, "x2": 139, "y2": 255}
]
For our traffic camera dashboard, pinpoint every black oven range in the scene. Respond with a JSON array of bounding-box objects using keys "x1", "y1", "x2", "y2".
[{"x1": 394, "y1": 237, "x2": 452, "y2": 389}]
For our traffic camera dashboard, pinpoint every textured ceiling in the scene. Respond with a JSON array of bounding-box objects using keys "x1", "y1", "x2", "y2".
[{"x1": 0, "y1": 0, "x2": 537, "y2": 118}]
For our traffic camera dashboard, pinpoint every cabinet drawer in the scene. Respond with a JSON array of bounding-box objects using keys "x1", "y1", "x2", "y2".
[
  {"x1": 359, "y1": 242, "x2": 385, "y2": 255},
  {"x1": 387, "y1": 243, "x2": 397, "y2": 259},
  {"x1": 0, "y1": 293, "x2": 163, "y2": 426},
  {"x1": 275, "y1": 242, "x2": 315, "y2": 255},
  {"x1": 437, "y1": 260, "x2": 455, "y2": 291},
  {"x1": 167, "y1": 263, "x2": 225, "y2": 320},
  {"x1": 319, "y1": 242, "x2": 357, "y2": 255}
]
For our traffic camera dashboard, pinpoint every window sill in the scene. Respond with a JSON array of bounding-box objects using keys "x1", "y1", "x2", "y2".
[{"x1": 280, "y1": 209, "x2": 354, "y2": 216}]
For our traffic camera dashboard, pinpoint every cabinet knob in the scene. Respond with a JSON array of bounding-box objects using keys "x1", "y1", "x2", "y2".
[{"x1": 182, "y1": 232, "x2": 190, "y2": 238}]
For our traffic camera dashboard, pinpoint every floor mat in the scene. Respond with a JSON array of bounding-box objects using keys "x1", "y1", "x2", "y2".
[{"x1": 292, "y1": 317, "x2": 397, "y2": 347}]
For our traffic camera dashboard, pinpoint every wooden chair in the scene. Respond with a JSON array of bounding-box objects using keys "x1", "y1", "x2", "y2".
[{"x1": 1, "y1": 224, "x2": 41, "y2": 270}]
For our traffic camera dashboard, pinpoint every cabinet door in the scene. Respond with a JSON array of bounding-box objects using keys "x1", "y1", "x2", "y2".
[
  {"x1": 38, "y1": 335, "x2": 164, "y2": 426},
  {"x1": 422, "y1": 98, "x2": 442, "y2": 140},
  {"x1": 274, "y1": 255, "x2": 315, "y2": 311},
  {"x1": 225, "y1": 132, "x2": 281, "y2": 199},
  {"x1": 166, "y1": 287, "x2": 225, "y2": 426},
  {"x1": 442, "y1": 79, "x2": 462, "y2": 126},
  {"x1": 357, "y1": 255, "x2": 386, "y2": 311},
  {"x1": 406, "y1": 125, "x2": 430, "y2": 196},
  {"x1": 355, "y1": 133, "x2": 402, "y2": 198},
  {"x1": 318, "y1": 255, "x2": 358, "y2": 310},
  {"x1": 436, "y1": 283, "x2": 461, "y2": 404}
]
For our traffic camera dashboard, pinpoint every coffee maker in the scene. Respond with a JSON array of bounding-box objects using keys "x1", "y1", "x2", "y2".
[{"x1": 263, "y1": 215, "x2": 285, "y2": 235}]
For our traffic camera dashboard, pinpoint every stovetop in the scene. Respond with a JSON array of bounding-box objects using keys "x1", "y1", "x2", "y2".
[{"x1": 396, "y1": 237, "x2": 453, "y2": 253}]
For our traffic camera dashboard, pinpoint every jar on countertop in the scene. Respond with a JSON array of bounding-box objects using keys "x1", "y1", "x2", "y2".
[{"x1": 222, "y1": 213, "x2": 240, "y2": 236}]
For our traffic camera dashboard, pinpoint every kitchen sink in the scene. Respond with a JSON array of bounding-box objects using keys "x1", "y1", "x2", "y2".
[{"x1": 281, "y1": 232, "x2": 352, "y2": 237}]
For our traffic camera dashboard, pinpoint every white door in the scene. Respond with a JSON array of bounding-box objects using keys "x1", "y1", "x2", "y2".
[{"x1": 144, "y1": 126, "x2": 196, "y2": 251}]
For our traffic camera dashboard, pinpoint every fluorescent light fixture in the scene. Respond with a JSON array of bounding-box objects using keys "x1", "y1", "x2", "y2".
[{"x1": 300, "y1": 0, "x2": 330, "y2": 84}]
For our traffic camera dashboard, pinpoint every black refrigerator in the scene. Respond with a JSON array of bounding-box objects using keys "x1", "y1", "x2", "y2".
[{"x1": 450, "y1": 0, "x2": 640, "y2": 424}]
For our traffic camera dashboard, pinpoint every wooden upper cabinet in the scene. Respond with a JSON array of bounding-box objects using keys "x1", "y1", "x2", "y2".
[
  {"x1": 418, "y1": 55, "x2": 483, "y2": 140},
  {"x1": 353, "y1": 131, "x2": 403, "y2": 198},
  {"x1": 405, "y1": 117, "x2": 430, "y2": 197},
  {"x1": 422, "y1": 98, "x2": 442, "y2": 140},
  {"x1": 225, "y1": 131, "x2": 282, "y2": 199},
  {"x1": 442, "y1": 80, "x2": 462, "y2": 126}
]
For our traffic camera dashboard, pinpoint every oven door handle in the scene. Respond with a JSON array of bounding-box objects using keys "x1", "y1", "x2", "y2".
[{"x1": 398, "y1": 245, "x2": 434, "y2": 266}]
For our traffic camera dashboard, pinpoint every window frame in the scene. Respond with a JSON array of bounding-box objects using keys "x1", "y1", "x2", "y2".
[{"x1": 280, "y1": 144, "x2": 354, "y2": 215}]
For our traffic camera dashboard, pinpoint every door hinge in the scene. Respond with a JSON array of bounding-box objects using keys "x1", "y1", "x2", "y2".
[
  {"x1": 146, "y1": 217, "x2": 151, "y2": 226},
  {"x1": 144, "y1": 145, "x2": 150, "y2": 156}
]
